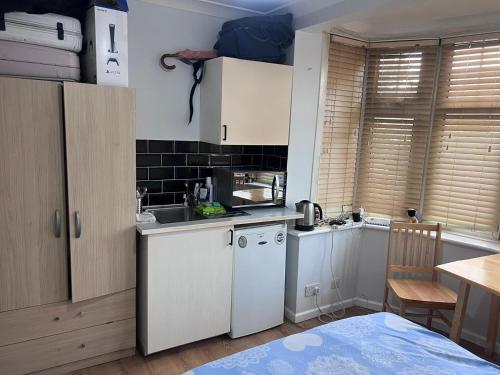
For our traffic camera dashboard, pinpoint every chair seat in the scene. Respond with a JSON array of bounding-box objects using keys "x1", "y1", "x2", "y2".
[{"x1": 387, "y1": 278, "x2": 457, "y2": 306}]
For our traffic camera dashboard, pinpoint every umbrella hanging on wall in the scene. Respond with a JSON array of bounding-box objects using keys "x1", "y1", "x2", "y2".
[{"x1": 159, "y1": 49, "x2": 217, "y2": 124}]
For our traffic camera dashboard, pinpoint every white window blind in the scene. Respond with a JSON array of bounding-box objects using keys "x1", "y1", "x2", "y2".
[
  {"x1": 355, "y1": 46, "x2": 438, "y2": 218},
  {"x1": 316, "y1": 41, "x2": 366, "y2": 217},
  {"x1": 424, "y1": 38, "x2": 500, "y2": 235}
]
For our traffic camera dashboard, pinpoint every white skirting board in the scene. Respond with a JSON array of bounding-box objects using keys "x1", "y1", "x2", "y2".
[
  {"x1": 284, "y1": 298, "x2": 356, "y2": 323},
  {"x1": 285, "y1": 297, "x2": 500, "y2": 354}
]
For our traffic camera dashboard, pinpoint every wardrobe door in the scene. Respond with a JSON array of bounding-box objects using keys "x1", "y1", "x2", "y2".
[
  {"x1": 0, "y1": 77, "x2": 68, "y2": 311},
  {"x1": 63, "y1": 83, "x2": 136, "y2": 303}
]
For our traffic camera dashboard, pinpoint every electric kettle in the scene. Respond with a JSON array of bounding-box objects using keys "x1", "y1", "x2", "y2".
[{"x1": 295, "y1": 200, "x2": 323, "y2": 231}]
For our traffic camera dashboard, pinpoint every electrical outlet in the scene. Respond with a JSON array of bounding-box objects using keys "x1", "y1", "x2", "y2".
[
  {"x1": 331, "y1": 278, "x2": 342, "y2": 289},
  {"x1": 305, "y1": 283, "x2": 320, "y2": 297}
]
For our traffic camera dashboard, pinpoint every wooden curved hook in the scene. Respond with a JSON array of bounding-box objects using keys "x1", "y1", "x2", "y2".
[{"x1": 160, "y1": 53, "x2": 178, "y2": 70}]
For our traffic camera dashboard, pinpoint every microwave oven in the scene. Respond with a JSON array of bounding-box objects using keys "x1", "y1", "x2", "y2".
[{"x1": 213, "y1": 169, "x2": 286, "y2": 208}]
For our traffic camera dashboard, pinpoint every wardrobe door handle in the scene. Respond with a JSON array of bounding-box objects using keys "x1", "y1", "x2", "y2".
[
  {"x1": 75, "y1": 211, "x2": 81, "y2": 239},
  {"x1": 54, "y1": 209, "x2": 61, "y2": 238},
  {"x1": 222, "y1": 125, "x2": 227, "y2": 141}
]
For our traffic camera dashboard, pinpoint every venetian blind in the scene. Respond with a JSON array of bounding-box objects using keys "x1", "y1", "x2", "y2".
[
  {"x1": 355, "y1": 45, "x2": 438, "y2": 218},
  {"x1": 424, "y1": 38, "x2": 500, "y2": 235},
  {"x1": 317, "y1": 41, "x2": 366, "y2": 217}
]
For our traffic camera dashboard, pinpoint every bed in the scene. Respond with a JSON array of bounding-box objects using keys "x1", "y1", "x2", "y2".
[{"x1": 187, "y1": 312, "x2": 500, "y2": 374}]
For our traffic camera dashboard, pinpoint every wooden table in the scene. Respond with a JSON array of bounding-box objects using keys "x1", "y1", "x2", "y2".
[{"x1": 436, "y1": 253, "x2": 500, "y2": 356}]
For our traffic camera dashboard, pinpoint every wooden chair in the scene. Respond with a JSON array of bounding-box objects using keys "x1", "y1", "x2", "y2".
[{"x1": 382, "y1": 222, "x2": 457, "y2": 328}]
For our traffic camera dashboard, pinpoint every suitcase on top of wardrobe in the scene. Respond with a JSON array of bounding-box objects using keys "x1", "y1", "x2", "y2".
[
  {"x1": 0, "y1": 12, "x2": 83, "y2": 52},
  {"x1": 0, "y1": 39, "x2": 80, "y2": 81}
]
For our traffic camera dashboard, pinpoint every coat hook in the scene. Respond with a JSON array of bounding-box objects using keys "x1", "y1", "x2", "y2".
[
  {"x1": 160, "y1": 53, "x2": 179, "y2": 70},
  {"x1": 159, "y1": 50, "x2": 218, "y2": 71}
]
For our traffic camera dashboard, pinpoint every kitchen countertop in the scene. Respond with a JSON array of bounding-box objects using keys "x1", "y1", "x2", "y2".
[{"x1": 136, "y1": 207, "x2": 303, "y2": 235}]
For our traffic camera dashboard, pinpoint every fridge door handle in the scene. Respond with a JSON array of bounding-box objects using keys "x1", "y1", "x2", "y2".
[{"x1": 229, "y1": 229, "x2": 234, "y2": 246}]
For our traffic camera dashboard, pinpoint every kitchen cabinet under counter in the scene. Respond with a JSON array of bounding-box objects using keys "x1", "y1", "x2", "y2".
[
  {"x1": 138, "y1": 225, "x2": 235, "y2": 355},
  {"x1": 137, "y1": 206, "x2": 303, "y2": 354}
]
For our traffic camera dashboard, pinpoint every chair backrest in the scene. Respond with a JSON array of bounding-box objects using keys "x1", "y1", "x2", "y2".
[{"x1": 385, "y1": 221, "x2": 442, "y2": 281}]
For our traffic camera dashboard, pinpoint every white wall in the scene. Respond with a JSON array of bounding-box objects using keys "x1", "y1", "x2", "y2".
[
  {"x1": 285, "y1": 227, "x2": 362, "y2": 322},
  {"x1": 128, "y1": 0, "x2": 229, "y2": 140},
  {"x1": 285, "y1": 30, "x2": 329, "y2": 206}
]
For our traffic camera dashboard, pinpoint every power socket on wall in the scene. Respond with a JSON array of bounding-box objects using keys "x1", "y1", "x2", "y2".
[{"x1": 305, "y1": 283, "x2": 320, "y2": 297}]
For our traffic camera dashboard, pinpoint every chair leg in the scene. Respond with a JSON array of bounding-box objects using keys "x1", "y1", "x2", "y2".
[
  {"x1": 382, "y1": 286, "x2": 389, "y2": 312},
  {"x1": 427, "y1": 309, "x2": 433, "y2": 328},
  {"x1": 400, "y1": 302, "x2": 406, "y2": 317}
]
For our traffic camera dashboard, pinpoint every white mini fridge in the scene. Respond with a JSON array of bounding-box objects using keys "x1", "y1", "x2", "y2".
[{"x1": 230, "y1": 222, "x2": 287, "y2": 338}]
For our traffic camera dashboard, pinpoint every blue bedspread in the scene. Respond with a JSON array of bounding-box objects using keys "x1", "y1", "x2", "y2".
[{"x1": 188, "y1": 312, "x2": 500, "y2": 374}]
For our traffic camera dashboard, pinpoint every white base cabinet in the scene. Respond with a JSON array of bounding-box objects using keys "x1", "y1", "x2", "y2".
[
  {"x1": 138, "y1": 226, "x2": 234, "y2": 355},
  {"x1": 200, "y1": 57, "x2": 293, "y2": 145}
]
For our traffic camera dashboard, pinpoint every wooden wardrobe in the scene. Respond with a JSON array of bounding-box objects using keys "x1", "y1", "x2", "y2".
[{"x1": 0, "y1": 77, "x2": 136, "y2": 374}]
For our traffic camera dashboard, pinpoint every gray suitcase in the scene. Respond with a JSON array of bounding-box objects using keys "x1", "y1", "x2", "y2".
[
  {"x1": 0, "y1": 40, "x2": 80, "y2": 81},
  {"x1": 1, "y1": 12, "x2": 83, "y2": 52}
]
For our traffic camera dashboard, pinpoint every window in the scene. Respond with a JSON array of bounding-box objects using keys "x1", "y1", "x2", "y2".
[
  {"x1": 317, "y1": 34, "x2": 500, "y2": 239},
  {"x1": 355, "y1": 46, "x2": 437, "y2": 218},
  {"x1": 424, "y1": 38, "x2": 500, "y2": 236},
  {"x1": 316, "y1": 41, "x2": 366, "y2": 217}
]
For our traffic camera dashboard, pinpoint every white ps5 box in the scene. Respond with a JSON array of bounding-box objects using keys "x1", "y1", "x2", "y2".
[{"x1": 82, "y1": 6, "x2": 128, "y2": 86}]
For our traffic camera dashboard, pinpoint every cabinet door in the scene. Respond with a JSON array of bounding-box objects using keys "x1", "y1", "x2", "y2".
[
  {"x1": 0, "y1": 77, "x2": 68, "y2": 312},
  {"x1": 221, "y1": 58, "x2": 292, "y2": 145},
  {"x1": 144, "y1": 226, "x2": 234, "y2": 354},
  {"x1": 63, "y1": 83, "x2": 136, "y2": 303}
]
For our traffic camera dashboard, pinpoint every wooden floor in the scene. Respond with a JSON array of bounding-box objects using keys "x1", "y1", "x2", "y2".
[{"x1": 70, "y1": 307, "x2": 499, "y2": 375}]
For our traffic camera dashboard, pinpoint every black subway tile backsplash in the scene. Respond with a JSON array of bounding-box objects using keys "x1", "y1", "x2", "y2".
[
  {"x1": 140, "y1": 180, "x2": 162, "y2": 193},
  {"x1": 162, "y1": 154, "x2": 186, "y2": 166},
  {"x1": 163, "y1": 179, "x2": 186, "y2": 193},
  {"x1": 149, "y1": 193, "x2": 175, "y2": 206},
  {"x1": 175, "y1": 141, "x2": 199, "y2": 153},
  {"x1": 187, "y1": 154, "x2": 209, "y2": 166},
  {"x1": 280, "y1": 158, "x2": 288, "y2": 170},
  {"x1": 136, "y1": 140, "x2": 148, "y2": 153},
  {"x1": 243, "y1": 145, "x2": 263, "y2": 154},
  {"x1": 149, "y1": 140, "x2": 174, "y2": 153},
  {"x1": 221, "y1": 145, "x2": 243, "y2": 154},
  {"x1": 137, "y1": 154, "x2": 161, "y2": 167},
  {"x1": 149, "y1": 167, "x2": 174, "y2": 180},
  {"x1": 211, "y1": 154, "x2": 231, "y2": 166},
  {"x1": 275, "y1": 145, "x2": 288, "y2": 157},
  {"x1": 136, "y1": 168, "x2": 148, "y2": 180},
  {"x1": 199, "y1": 142, "x2": 221, "y2": 154},
  {"x1": 265, "y1": 155, "x2": 282, "y2": 170},
  {"x1": 199, "y1": 167, "x2": 213, "y2": 179},
  {"x1": 136, "y1": 139, "x2": 287, "y2": 206},
  {"x1": 175, "y1": 167, "x2": 199, "y2": 179}
]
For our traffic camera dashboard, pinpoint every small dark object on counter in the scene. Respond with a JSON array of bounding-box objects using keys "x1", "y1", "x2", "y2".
[
  {"x1": 352, "y1": 211, "x2": 361, "y2": 222},
  {"x1": 329, "y1": 218, "x2": 346, "y2": 226},
  {"x1": 407, "y1": 208, "x2": 418, "y2": 223}
]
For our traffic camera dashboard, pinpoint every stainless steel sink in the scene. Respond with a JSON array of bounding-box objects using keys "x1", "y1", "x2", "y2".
[{"x1": 145, "y1": 205, "x2": 249, "y2": 224}]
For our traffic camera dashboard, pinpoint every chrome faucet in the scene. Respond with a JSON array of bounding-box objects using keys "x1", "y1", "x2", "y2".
[
  {"x1": 136, "y1": 186, "x2": 147, "y2": 213},
  {"x1": 184, "y1": 182, "x2": 200, "y2": 207}
]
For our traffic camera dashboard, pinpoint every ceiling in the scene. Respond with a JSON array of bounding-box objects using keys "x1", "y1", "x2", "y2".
[
  {"x1": 146, "y1": 0, "x2": 500, "y2": 40},
  {"x1": 306, "y1": 0, "x2": 500, "y2": 40},
  {"x1": 194, "y1": 0, "x2": 296, "y2": 14}
]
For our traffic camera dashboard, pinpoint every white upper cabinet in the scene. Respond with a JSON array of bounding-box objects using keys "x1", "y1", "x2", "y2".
[{"x1": 200, "y1": 57, "x2": 293, "y2": 145}]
